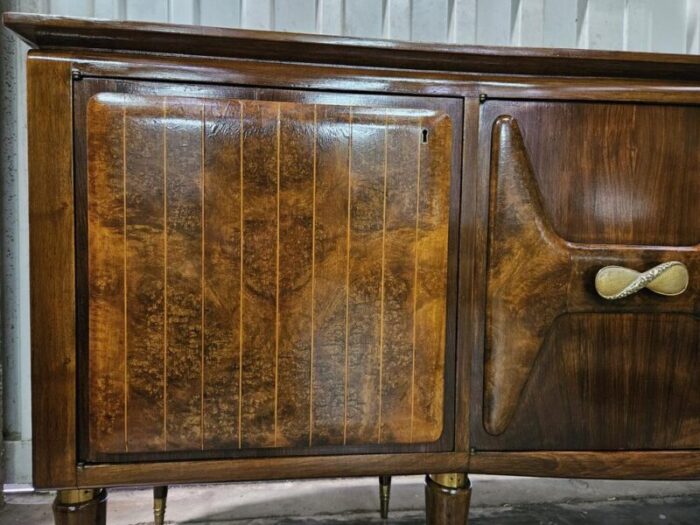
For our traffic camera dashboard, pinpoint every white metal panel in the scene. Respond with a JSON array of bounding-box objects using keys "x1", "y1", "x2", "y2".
[
  {"x1": 168, "y1": 0, "x2": 199, "y2": 24},
  {"x1": 125, "y1": 0, "x2": 168, "y2": 22},
  {"x1": 385, "y1": 0, "x2": 411, "y2": 40},
  {"x1": 448, "y1": 0, "x2": 477, "y2": 44},
  {"x1": 579, "y1": 0, "x2": 626, "y2": 50},
  {"x1": 542, "y1": 0, "x2": 578, "y2": 47},
  {"x1": 344, "y1": 0, "x2": 384, "y2": 38},
  {"x1": 689, "y1": 0, "x2": 700, "y2": 53},
  {"x1": 648, "y1": 0, "x2": 687, "y2": 53},
  {"x1": 199, "y1": 0, "x2": 240, "y2": 27},
  {"x1": 241, "y1": 0, "x2": 273, "y2": 29},
  {"x1": 412, "y1": 0, "x2": 449, "y2": 42},
  {"x1": 275, "y1": 0, "x2": 316, "y2": 32},
  {"x1": 93, "y1": 0, "x2": 125, "y2": 19},
  {"x1": 475, "y1": 0, "x2": 513, "y2": 45},
  {"x1": 50, "y1": 0, "x2": 92, "y2": 15},
  {"x1": 316, "y1": 0, "x2": 343, "y2": 34},
  {"x1": 512, "y1": 0, "x2": 545, "y2": 46}
]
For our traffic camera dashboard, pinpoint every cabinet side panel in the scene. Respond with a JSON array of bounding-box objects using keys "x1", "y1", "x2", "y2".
[{"x1": 28, "y1": 56, "x2": 77, "y2": 488}]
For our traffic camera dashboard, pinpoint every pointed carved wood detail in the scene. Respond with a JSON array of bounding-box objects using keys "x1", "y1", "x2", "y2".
[{"x1": 484, "y1": 116, "x2": 699, "y2": 436}]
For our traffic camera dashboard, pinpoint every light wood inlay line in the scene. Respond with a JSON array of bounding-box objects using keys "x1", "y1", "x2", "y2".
[
  {"x1": 343, "y1": 108, "x2": 353, "y2": 446},
  {"x1": 238, "y1": 101, "x2": 244, "y2": 450},
  {"x1": 200, "y1": 105, "x2": 205, "y2": 451},
  {"x1": 377, "y1": 110, "x2": 389, "y2": 444},
  {"x1": 309, "y1": 104, "x2": 317, "y2": 447},
  {"x1": 410, "y1": 118, "x2": 423, "y2": 444},
  {"x1": 274, "y1": 102, "x2": 281, "y2": 447},
  {"x1": 162, "y1": 97, "x2": 168, "y2": 451},
  {"x1": 122, "y1": 105, "x2": 128, "y2": 452}
]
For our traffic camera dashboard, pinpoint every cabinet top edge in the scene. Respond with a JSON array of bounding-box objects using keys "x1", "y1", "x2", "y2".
[{"x1": 4, "y1": 12, "x2": 700, "y2": 82}]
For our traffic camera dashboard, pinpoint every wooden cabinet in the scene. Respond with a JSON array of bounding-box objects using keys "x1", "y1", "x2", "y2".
[{"x1": 4, "y1": 12, "x2": 700, "y2": 525}]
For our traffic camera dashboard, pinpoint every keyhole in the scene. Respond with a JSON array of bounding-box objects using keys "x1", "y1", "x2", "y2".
[{"x1": 421, "y1": 128, "x2": 429, "y2": 144}]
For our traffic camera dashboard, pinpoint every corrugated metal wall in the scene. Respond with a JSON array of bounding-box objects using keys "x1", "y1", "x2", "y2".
[
  {"x1": 39, "y1": 0, "x2": 700, "y2": 51},
  {"x1": 2, "y1": 0, "x2": 700, "y2": 485}
]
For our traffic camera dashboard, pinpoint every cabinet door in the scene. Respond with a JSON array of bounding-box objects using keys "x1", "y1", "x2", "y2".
[
  {"x1": 477, "y1": 100, "x2": 699, "y2": 451},
  {"x1": 75, "y1": 79, "x2": 462, "y2": 462}
]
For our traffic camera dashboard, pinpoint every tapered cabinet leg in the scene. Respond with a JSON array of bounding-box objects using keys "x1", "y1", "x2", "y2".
[
  {"x1": 379, "y1": 475, "x2": 391, "y2": 519},
  {"x1": 53, "y1": 489, "x2": 107, "y2": 525},
  {"x1": 425, "y1": 474, "x2": 471, "y2": 525},
  {"x1": 153, "y1": 486, "x2": 168, "y2": 525}
]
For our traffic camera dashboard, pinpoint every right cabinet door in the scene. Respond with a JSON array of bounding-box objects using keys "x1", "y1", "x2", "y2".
[{"x1": 477, "y1": 99, "x2": 699, "y2": 451}]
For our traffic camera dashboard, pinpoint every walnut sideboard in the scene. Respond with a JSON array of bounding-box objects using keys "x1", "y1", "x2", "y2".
[{"x1": 4, "y1": 12, "x2": 700, "y2": 525}]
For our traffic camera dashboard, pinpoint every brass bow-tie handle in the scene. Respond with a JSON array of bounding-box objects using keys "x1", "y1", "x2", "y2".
[{"x1": 595, "y1": 261, "x2": 689, "y2": 300}]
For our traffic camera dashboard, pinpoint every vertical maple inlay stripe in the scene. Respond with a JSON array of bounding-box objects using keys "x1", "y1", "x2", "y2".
[
  {"x1": 309, "y1": 105, "x2": 317, "y2": 446},
  {"x1": 122, "y1": 106, "x2": 128, "y2": 452},
  {"x1": 162, "y1": 98, "x2": 168, "y2": 450},
  {"x1": 377, "y1": 111, "x2": 388, "y2": 443},
  {"x1": 410, "y1": 118, "x2": 423, "y2": 443},
  {"x1": 238, "y1": 102, "x2": 244, "y2": 449},
  {"x1": 200, "y1": 105, "x2": 205, "y2": 450},
  {"x1": 343, "y1": 108, "x2": 353, "y2": 445},
  {"x1": 274, "y1": 103, "x2": 281, "y2": 447}
]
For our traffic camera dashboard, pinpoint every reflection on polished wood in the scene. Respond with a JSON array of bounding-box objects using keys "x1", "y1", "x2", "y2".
[
  {"x1": 425, "y1": 474, "x2": 471, "y2": 525},
  {"x1": 87, "y1": 94, "x2": 452, "y2": 457},
  {"x1": 53, "y1": 489, "x2": 107, "y2": 525},
  {"x1": 482, "y1": 114, "x2": 699, "y2": 444}
]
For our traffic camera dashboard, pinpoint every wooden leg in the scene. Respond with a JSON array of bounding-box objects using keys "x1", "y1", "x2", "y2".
[
  {"x1": 379, "y1": 475, "x2": 391, "y2": 519},
  {"x1": 425, "y1": 474, "x2": 471, "y2": 525},
  {"x1": 153, "y1": 485, "x2": 168, "y2": 525},
  {"x1": 53, "y1": 489, "x2": 107, "y2": 525}
]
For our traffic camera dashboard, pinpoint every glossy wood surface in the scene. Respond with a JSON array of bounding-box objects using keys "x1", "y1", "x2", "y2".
[
  {"x1": 85, "y1": 89, "x2": 453, "y2": 459},
  {"x1": 6, "y1": 13, "x2": 700, "y2": 81},
  {"x1": 425, "y1": 477, "x2": 471, "y2": 525},
  {"x1": 27, "y1": 57, "x2": 78, "y2": 488},
  {"x1": 480, "y1": 112, "x2": 699, "y2": 447}
]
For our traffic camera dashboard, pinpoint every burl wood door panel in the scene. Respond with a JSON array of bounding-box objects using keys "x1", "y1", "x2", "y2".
[
  {"x1": 477, "y1": 100, "x2": 699, "y2": 451},
  {"x1": 77, "y1": 80, "x2": 461, "y2": 461}
]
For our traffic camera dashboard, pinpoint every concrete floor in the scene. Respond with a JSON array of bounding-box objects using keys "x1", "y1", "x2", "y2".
[{"x1": 1, "y1": 476, "x2": 699, "y2": 524}]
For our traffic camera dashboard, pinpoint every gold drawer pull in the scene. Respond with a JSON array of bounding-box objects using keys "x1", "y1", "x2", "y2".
[{"x1": 595, "y1": 261, "x2": 689, "y2": 300}]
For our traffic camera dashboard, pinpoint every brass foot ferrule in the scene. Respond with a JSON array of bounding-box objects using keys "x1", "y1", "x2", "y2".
[
  {"x1": 153, "y1": 486, "x2": 168, "y2": 525},
  {"x1": 428, "y1": 473, "x2": 470, "y2": 490}
]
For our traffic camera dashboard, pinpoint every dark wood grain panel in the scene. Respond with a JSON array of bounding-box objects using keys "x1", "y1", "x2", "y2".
[
  {"x1": 240, "y1": 100, "x2": 278, "y2": 449},
  {"x1": 379, "y1": 116, "x2": 419, "y2": 444},
  {"x1": 87, "y1": 97, "x2": 126, "y2": 454},
  {"x1": 276, "y1": 103, "x2": 315, "y2": 447},
  {"x1": 202, "y1": 100, "x2": 241, "y2": 450},
  {"x1": 487, "y1": 101, "x2": 700, "y2": 246},
  {"x1": 412, "y1": 114, "x2": 452, "y2": 443},
  {"x1": 85, "y1": 88, "x2": 454, "y2": 459},
  {"x1": 484, "y1": 313, "x2": 700, "y2": 450},
  {"x1": 164, "y1": 99, "x2": 203, "y2": 450},
  {"x1": 310, "y1": 105, "x2": 351, "y2": 447},
  {"x1": 345, "y1": 110, "x2": 385, "y2": 445},
  {"x1": 123, "y1": 96, "x2": 167, "y2": 452},
  {"x1": 480, "y1": 111, "x2": 700, "y2": 448}
]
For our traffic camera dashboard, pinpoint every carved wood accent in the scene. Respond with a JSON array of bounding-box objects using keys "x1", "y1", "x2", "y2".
[
  {"x1": 87, "y1": 93, "x2": 453, "y2": 457},
  {"x1": 484, "y1": 115, "x2": 699, "y2": 439}
]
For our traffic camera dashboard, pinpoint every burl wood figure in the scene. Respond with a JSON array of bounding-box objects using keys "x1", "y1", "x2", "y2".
[{"x1": 4, "y1": 13, "x2": 699, "y2": 525}]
